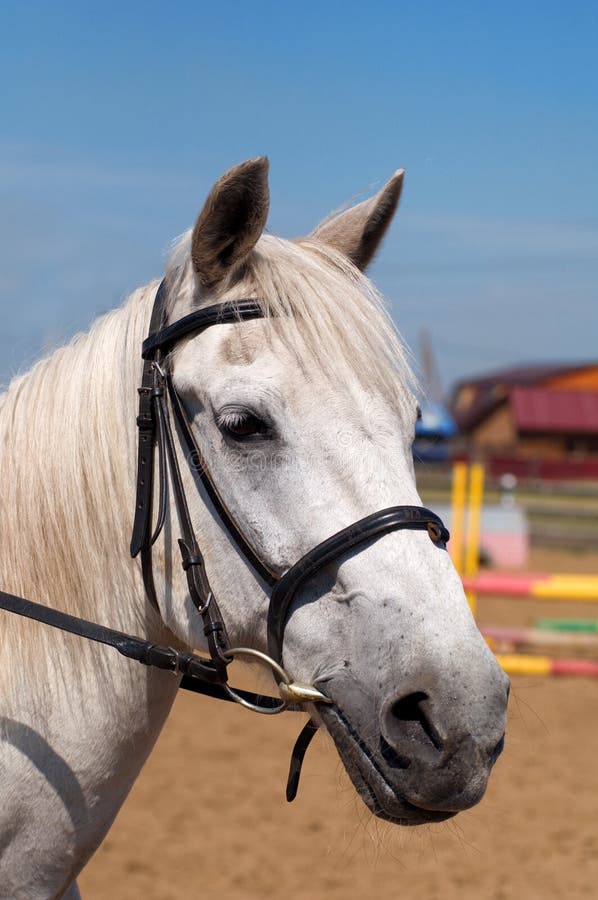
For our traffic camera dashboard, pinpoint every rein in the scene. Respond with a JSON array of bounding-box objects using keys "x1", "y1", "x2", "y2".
[{"x1": 0, "y1": 277, "x2": 450, "y2": 802}]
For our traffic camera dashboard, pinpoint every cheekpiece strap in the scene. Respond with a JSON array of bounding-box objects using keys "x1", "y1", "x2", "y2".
[{"x1": 130, "y1": 281, "x2": 170, "y2": 612}]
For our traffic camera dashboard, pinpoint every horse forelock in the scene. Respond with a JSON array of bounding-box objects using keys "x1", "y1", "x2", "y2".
[{"x1": 166, "y1": 231, "x2": 418, "y2": 410}]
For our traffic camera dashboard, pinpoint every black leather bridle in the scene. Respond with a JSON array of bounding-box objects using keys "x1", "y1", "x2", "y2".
[{"x1": 0, "y1": 276, "x2": 450, "y2": 800}]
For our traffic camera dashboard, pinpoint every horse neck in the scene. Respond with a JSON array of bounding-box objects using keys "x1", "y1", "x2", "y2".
[{"x1": 0, "y1": 280, "x2": 160, "y2": 637}]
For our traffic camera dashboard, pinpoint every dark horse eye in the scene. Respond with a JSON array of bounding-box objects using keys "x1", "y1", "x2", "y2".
[{"x1": 217, "y1": 409, "x2": 270, "y2": 440}]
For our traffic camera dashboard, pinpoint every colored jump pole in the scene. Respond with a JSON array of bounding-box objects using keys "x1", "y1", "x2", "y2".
[
  {"x1": 481, "y1": 624, "x2": 598, "y2": 650},
  {"x1": 448, "y1": 463, "x2": 598, "y2": 678},
  {"x1": 462, "y1": 572, "x2": 598, "y2": 601},
  {"x1": 463, "y1": 462, "x2": 484, "y2": 616},
  {"x1": 536, "y1": 618, "x2": 598, "y2": 634},
  {"x1": 450, "y1": 461, "x2": 484, "y2": 615},
  {"x1": 496, "y1": 653, "x2": 598, "y2": 678},
  {"x1": 449, "y1": 462, "x2": 467, "y2": 573}
]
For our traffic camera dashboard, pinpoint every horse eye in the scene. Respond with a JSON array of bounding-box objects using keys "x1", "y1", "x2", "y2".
[{"x1": 217, "y1": 409, "x2": 270, "y2": 440}]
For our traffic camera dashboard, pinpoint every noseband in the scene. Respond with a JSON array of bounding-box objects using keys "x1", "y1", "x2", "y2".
[{"x1": 0, "y1": 276, "x2": 450, "y2": 802}]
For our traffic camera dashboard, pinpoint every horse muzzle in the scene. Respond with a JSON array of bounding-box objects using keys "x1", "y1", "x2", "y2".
[{"x1": 316, "y1": 668, "x2": 509, "y2": 824}]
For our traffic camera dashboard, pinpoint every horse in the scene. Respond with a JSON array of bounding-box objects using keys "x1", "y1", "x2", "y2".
[{"x1": 0, "y1": 157, "x2": 509, "y2": 899}]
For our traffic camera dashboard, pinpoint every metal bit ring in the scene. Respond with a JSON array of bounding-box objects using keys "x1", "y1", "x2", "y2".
[
  {"x1": 222, "y1": 646, "x2": 331, "y2": 715},
  {"x1": 222, "y1": 646, "x2": 290, "y2": 715}
]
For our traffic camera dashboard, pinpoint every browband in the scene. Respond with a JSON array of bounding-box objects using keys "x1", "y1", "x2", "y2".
[{"x1": 141, "y1": 299, "x2": 265, "y2": 359}]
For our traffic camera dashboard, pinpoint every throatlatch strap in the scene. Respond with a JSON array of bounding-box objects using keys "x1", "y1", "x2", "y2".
[{"x1": 130, "y1": 278, "x2": 169, "y2": 607}]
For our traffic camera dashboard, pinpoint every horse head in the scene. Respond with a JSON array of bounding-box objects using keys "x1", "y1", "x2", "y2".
[{"x1": 153, "y1": 157, "x2": 509, "y2": 825}]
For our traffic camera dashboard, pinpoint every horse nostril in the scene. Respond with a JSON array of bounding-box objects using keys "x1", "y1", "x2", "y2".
[
  {"x1": 388, "y1": 691, "x2": 444, "y2": 752},
  {"x1": 490, "y1": 733, "x2": 505, "y2": 765},
  {"x1": 380, "y1": 735, "x2": 411, "y2": 769}
]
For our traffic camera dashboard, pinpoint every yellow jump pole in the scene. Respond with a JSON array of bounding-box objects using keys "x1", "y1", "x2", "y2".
[
  {"x1": 449, "y1": 462, "x2": 468, "y2": 575},
  {"x1": 463, "y1": 462, "x2": 485, "y2": 616}
]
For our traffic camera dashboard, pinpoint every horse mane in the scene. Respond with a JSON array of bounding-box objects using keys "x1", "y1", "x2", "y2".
[
  {"x1": 0, "y1": 284, "x2": 162, "y2": 702},
  {"x1": 0, "y1": 231, "x2": 417, "y2": 698}
]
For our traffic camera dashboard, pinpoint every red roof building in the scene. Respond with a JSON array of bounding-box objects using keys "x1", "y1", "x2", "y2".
[
  {"x1": 511, "y1": 387, "x2": 598, "y2": 435},
  {"x1": 451, "y1": 363, "x2": 598, "y2": 476}
]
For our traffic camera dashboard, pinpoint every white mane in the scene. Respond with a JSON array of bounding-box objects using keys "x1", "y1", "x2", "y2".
[{"x1": 0, "y1": 283, "x2": 161, "y2": 701}]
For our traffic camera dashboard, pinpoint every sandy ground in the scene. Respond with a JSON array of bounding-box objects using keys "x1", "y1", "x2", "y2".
[{"x1": 79, "y1": 549, "x2": 598, "y2": 900}]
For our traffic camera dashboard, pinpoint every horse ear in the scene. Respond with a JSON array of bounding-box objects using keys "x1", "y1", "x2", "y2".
[
  {"x1": 309, "y1": 169, "x2": 404, "y2": 271},
  {"x1": 191, "y1": 157, "x2": 270, "y2": 289}
]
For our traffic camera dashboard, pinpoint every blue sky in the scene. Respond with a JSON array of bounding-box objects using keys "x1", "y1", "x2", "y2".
[{"x1": 1, "y1": 1, "x2": 596, "y2": 394}]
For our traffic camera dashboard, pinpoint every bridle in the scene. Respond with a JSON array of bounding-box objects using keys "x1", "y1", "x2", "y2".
[
  {"x1": 129, "y1": 278, "x2": 450, "y2": 793},
  {"x1": 0, "y1": 276, "x2": 450, "y2": 801}
]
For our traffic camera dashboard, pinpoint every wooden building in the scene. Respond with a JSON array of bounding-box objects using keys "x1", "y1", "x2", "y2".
[{"x1": 451, "y1": 363, "x2": 598, "y2": 477}]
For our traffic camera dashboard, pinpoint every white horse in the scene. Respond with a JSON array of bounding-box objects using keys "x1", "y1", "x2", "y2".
[{"x1": 0, "y1": 158, "x2": 508, "y2": 898}]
